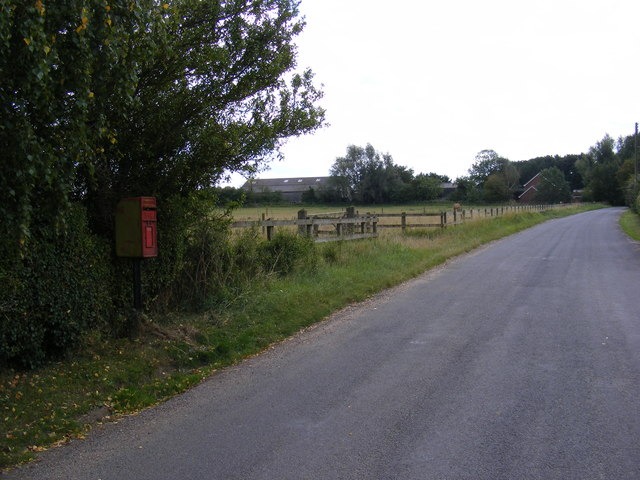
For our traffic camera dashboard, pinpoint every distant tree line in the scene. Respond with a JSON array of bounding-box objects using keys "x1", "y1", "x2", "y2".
[
  {"x1": 415, "y1": 132, "x2": 636, "y2": 206},
  {"x1": 224, "y1": 132, "x2": 638, "y2": 207},
  {"x1": 321, "y1": 144, "x2": 449, "y2": 204}
]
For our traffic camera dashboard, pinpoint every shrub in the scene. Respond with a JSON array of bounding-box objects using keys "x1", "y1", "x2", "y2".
[
  {"x1": 259, "y1": 230, "x2": 318, "y2": 276},
  {"x1": 625, "y1": 180, "x2": 640, "y2": 213},
  {"x1": 112, "y1": 191, "x2": 229, "y2": 316},
  {"x1": 0, "y1": 205, "x2": 112, "y2": 368}
]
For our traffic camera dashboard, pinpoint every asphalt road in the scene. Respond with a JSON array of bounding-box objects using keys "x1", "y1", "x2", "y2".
[{"x1": 6, "y1": 207, "x2": 640, "y2": 480}]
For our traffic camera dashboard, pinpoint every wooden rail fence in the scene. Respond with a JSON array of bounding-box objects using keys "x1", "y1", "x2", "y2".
[
  {"x1": 231, "y1": 204, "x2": 562, "y2": 242},
  {"x1": 231, "y1": 207, "x2": 378, "y2": 243}
]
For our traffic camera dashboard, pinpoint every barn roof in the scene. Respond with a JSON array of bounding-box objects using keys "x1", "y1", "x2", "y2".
[
  {"x1": 242, "y1": 177, "x2": 331, "y2": 193},
  {"x1": 523, "y1": 172, "x2": 542, "y2": 188}
]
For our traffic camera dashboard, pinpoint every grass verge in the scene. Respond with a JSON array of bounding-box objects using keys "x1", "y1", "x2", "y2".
[
  {"x1": 0, "y1": 203, "x2": 604, "y2": 469},
  {"x1": 620, "y1": 209, "x2": 640, "y2": 241}
]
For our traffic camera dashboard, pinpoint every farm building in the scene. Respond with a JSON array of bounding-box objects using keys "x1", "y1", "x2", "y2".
[
  {"x1": 518, "y1": 172, "x2": 542, "y2": 203},
  {"x1": 242, "y1": 177, "x2": 332, "y2": 202},
  {"x1": 441, "y1": 182, "x2": 458, "y2": 197}
]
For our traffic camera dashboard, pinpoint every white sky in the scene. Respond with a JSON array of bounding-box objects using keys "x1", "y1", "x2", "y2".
[{"x1": 226, "y1": 0, "x2": 640, "y2": 186}]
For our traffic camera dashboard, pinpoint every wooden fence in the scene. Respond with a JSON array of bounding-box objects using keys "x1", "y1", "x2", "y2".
[
  {"x1": 231, "y1": 204, "x2": 560, "y2": 242},
  {"x1": 376, "y1": 204, "x2": 556, "y2": 231},
  {"x1": 231, "y1": 207, "x2": 378, "y2": 243}
]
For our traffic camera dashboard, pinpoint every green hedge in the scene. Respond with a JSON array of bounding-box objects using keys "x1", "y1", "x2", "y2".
[
  {"x1": 0, "y1": 205, "x2": 112, "y2": 368},
  {"x1": 0, "y1": 192, "x2": 321, "y2": 368}
]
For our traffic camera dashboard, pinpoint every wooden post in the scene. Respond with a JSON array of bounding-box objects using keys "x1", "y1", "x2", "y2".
[
  {"x1": 453, "y1": 209, "x2": 457, "y2": 225},
  {"x1": 298, "y1": 209, "x2": 307, "y2": 236},
  {"x1": 266, "y1": 225, "x2": 274, "y2": 241},
  {"x1": 346, "y1": 206, "x2": 356, "y2": 235},
  {"x1": 401, "y1": 212, "x2": 407, "y2": 232},
  {"x1": 261, "y1": 213, "x2": 266, "y2": 236}
]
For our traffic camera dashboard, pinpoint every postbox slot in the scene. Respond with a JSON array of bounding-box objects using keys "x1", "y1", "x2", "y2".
[{"x1": 145, "y1": 226, "x2": 154, "y2": 248}]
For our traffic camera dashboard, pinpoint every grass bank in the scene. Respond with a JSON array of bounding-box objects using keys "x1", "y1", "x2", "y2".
[
  {"x1": 619, "y1": 209, "x2": 640, "y2": 241},
  {"x1": 0, "y1": 203, "x2": 603, "y2": 469}
]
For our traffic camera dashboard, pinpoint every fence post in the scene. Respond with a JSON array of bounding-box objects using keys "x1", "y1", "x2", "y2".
[
  {"x1": 453, "y1": 208, "x2": 457, "y2": 225},
  {"x1": 346, "y1": 206, "x2": 356, "y2": 235},
  {"x1": 261, "y1": 213, "x2": 266, "y2": 236},
  {"x1": 401, "y1": 212, "x2": 407, "y2": 232},
  {"x1": 266, "y1": 225, "x2": 274, "y2": 241},
  {"x1": 298, "y1": 209, "x2": 307, "y2": 236}
]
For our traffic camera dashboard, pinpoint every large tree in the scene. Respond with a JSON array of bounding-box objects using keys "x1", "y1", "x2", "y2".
[
  {"x1": 329, "y1": 144, "x2": 403, "y2": 203},
  {"x1": 483, "y1": 173, "x2": 511, "y2": 203},
  {"x1": 468, "y1": 150, "x2": 517, "y2": 202},
  {"x1": 86, "y1": 0, "x2": 325, "y2": 232},
  {"x1": 577, "y1": 134, "x2": 624, "y2": 205},
  {"x1": 1, "y1": 0, "x2": 325, "y2": 243},
  {"x1": 468, "y1": 149, "x2": 509, "y2": 185},
  {"x1": 411, "y1": 174, "x2": 442, "y2": 201}
]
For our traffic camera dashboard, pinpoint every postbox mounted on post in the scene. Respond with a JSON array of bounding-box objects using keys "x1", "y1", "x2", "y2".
[
  {"x1": 115, "y1": 197, "x2": 158, "y2": 258},
  {"x1": 115, "y1": 197, "x2": 157, "y2": 312}
]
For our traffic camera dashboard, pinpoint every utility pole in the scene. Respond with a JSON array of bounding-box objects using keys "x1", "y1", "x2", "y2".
[{"x1": 635, "y1": 122, "x2": 638, "y2": 186}]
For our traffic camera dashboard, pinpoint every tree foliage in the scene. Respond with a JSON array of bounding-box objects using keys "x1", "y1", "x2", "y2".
[
  {"x1": 1, "y1": 0, "x2": 159, "y2": 250},
  {"x1": 328, "y1": 144, "x2": 446, "y2": 204},
  {"x1": 468, "y1": 150, "x2": 509, "y2": 185},
  {"x1": 576, "y1": 134, "x2": 625, "y2": 205},
  {"x1": 410, "y1": 174, "x2": 443, "y2": 202},
  {"x1": 329, "y1": 144, "x2": 400, "y2": 203},
  {"x1": 483, "y1": 173, "x2": 511, "y2": 203},
  {"x1": 1, "y1": 0, "x2": 326, "y2": 244}
]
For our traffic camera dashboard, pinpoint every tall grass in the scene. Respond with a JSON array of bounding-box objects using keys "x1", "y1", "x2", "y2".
[{"x1": 620, "y1": 209, "x2": 640, "y2": 241}]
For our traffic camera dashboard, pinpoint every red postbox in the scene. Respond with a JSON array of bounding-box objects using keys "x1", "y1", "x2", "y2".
[{"x1": 115, "y1": 197, "x2": 158, "y2": 258}]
